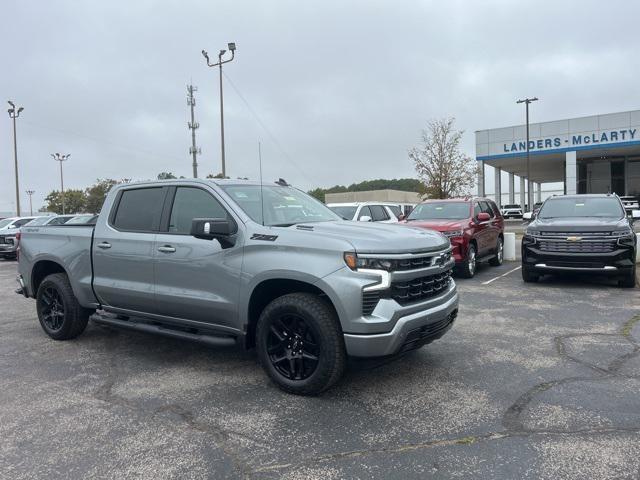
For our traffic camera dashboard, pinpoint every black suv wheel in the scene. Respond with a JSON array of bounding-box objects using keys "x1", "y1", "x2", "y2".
[
  {"x1": 619, "y1": 266, "x2": 636, "y2": 288},
  {"x1": 36, "y1": 273, "x2": 93, "y2": 340},
  {"x1": 521, "y1": 267, "x2": 539, "y2": 283},
  {"x1": 256, "y1": 293, "x2": 346, "y2": 395}
]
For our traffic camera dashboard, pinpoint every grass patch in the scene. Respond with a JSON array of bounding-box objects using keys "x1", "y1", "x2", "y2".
[
  {"x1": 455, "y1": 436, "x2": 476, "y2": 445},
  {"x1": 621, "y1": 315, "x2": 640, "y2": 337}
]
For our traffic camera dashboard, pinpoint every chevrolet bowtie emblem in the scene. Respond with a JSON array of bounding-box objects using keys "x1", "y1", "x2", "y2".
[{"x1": 566, "y1": 236, "x2": 582, "y2": 241}]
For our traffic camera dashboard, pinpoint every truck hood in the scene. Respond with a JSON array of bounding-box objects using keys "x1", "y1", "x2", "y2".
[
  {"x1": 530, "y1": 217, "x2": 629, "y2": 232},
  {"x1": 401, "y1": 219, "x2": 465, "y2": 232},
  {"x1": 294, "y1": 221, "x2": 449, "y2": 254}
]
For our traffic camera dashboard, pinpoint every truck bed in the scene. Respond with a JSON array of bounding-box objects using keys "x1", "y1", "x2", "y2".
[{"x1": 18, "y1": 224, "x2": 97, "y2": 307}]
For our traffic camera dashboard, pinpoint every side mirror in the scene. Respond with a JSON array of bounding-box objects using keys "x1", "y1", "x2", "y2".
[
  {"x1": 190, "y1": 218, "x2": 236, "y2": 246},
  {"x1": 398, "y1": 214, "x2": 406, "y2": 221},
  {"x1": 477, "y1": 212, "x2": 490, "y2": 222},
  {"x1": 631, "y1": 210, "x2": 640, "y2": 222},
  {"x1": 523, "y1": 212, "x2": 533, "y2": 221},
  {"x1": 359, "y1": 215, "x2": 372, "y2": 222}
]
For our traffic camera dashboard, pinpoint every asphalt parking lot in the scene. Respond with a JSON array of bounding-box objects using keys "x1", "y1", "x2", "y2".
[{"x1": 1, "y1": 258, "x2": 639, "y2": 480}]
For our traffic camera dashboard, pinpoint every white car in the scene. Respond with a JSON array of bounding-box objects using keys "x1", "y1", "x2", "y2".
[
  {"x1": 620, "y1": 196, "x2": 639, "y2": 214},
  {"x1": 0, "y1": 216, "x2": 37, "y2": 258},
  {"x1": 327, "y1": 202, "x2": 399, "y2": 223},
  {"x1": 500, "y1": 204, "x2": 523, "y2": 219}
]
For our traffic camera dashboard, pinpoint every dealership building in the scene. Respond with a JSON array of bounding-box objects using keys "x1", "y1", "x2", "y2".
[{"x1": 476, "y1": 109, "x2": 640, "y2": 209}]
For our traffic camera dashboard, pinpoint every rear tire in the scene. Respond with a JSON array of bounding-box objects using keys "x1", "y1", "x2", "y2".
[
  {"x1": 256, "y1": 293, "x2": 346, "y2": 395},
  {"x1": 36, "y1": 273, "x2": 93, "y2": 340},
  {"x1": 618, "y1": 266, "x2": 636, "y2": 288},
  {"x1": 522, "y1": 267, "x2": 539, "y2": 283},
  {"x1": 489, "y1": 237, "x2": 504, "y2": 266},
  {"x1": 457, "y1": 243, "x2": 476, "y2": 278}
]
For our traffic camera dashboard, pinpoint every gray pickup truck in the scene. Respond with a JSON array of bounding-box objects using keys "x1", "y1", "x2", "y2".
[{"x1": 16, "y1": 179, "x2": 458, "y2": 394}]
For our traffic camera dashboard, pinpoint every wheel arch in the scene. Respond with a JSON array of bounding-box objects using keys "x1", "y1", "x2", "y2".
[
  {"x1": 31, "y1": 260, "x2": 68, "y2": 296},
  {"x1": 244, "y1": 278, "x2": 340, "y2": 349}
]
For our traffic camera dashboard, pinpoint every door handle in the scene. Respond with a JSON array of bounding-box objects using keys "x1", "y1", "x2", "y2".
[
  {"x1": 97, "y1": 242, "x2": 111, "y2": 249},
  {"x1": 158, "y1": 245, "x2": 176, "y2": 253}
]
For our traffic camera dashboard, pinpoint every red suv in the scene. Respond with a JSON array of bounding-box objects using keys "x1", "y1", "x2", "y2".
[{"x1": 402, "y1": 197, "x2": 504, "y2": 278}]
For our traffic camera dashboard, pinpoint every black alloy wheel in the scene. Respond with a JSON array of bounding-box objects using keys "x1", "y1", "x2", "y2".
[
  {"x1": 266, "y1": 314, "x2": 320, "y2": 380},
  {"x1": 38, "y1": 286, "x2": 66, "y2": 332}
]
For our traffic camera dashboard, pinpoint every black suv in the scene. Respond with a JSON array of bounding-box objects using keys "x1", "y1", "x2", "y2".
[{"x1": 522, "y1": 194, "x2": 637, "y2": 287}]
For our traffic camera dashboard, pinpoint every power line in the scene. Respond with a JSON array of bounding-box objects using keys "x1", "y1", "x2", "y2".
[{"x1": 221, "y1": 71, "x2": 311, "y2": 183}]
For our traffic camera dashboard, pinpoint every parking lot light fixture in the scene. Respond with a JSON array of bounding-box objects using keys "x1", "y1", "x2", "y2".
[
  {"x1": 516, "y1": 97, "x2": 539, "y2": 211},
  {"x1": 7, "y1": 101, "x2": 24, "y2": 216},
  {"x1": 51, "y1": 153, "x2": 70, "y2": 214},
  {"x1": 202, "y1": 41, "x2": 237, "y2": 178}
]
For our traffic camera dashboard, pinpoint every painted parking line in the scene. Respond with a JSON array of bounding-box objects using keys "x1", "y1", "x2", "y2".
[{"x1": 481, "y1": 265, "x2": 522, "y2": 285}]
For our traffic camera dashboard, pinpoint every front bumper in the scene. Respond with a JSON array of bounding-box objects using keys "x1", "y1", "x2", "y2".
[
  {"x1": 522, "y1": 241, "x2": 635, "y2": 275},
  {"x1": 343, "y1": 284, "x2": 459, "y2": 357}
]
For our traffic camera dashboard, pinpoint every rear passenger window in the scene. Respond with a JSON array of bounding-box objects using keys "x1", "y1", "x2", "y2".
[
  {"x1": 473, "y1": 203, "x2": 482, "y2": 218},
  {"x1": 112, "y1": 188, "x2": 165, "y2": 232},
  {"x1": 169, "y1": 187, "x2": 228, "y2": 234},
  {"x1": 488, "y1": 201, "x2": 501, "y2": 217},
  {"x1": 370, "y1": 205, "x2": 389, "y2": 221},
  {"x1": 387, "y1": 205, "x2": 401, "y2": 218}
]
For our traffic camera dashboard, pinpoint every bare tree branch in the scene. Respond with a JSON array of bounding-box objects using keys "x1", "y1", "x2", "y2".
[{"x1": 409, "y1": 117, "x2": 477, "y2": 199}]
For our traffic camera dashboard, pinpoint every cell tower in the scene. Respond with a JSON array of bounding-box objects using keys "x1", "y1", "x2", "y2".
[{"x1": 187, "y1": 84, "x2": 201, "y2": 178}]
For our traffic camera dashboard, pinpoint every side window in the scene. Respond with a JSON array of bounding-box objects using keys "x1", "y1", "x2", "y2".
[
  {"x1": 387, "y1": 205, "x2": 401, "y2": 218},
  {"x1": 480, "y1": 201, "x2": 495, "y2": 217},
  {"x1": 169, "y1": 187, "x2": 228, "y2": 234},
  {"x1": 14, "y1": 218, "x2": 35, "y2": 227},
  {"x1": 370, "y1": 205, "x2": 389, "y2": 221},
  {"x1": 358, "y1": 206, "x2": 372, "y2": 220},
  {"x1": 473, "y1": 202, "x2": 482, "y2": 218},
  {"x1": 488, "y1": 201, "x2": 501, "y2": 217},
  {"x1": 112, "y1": 188, "x2": 165, "y2": 232}
]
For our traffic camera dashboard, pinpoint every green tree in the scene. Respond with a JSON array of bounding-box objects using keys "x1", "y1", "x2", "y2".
[
  {"x1": 308, "y1": 178, "x2": 426, "y2": 202},
  {"x1": 157, "y1": 171, "x2": 177, "y2": 180},
  {"x1": 85, "y1": 179, "x2": 118, "y2": 214},
  {"x1": 206, "y1": 172, "x2": 227, "y2": 179},
  {"x1": 43, "y1": 189, "x2": 87, "y2": 214}
]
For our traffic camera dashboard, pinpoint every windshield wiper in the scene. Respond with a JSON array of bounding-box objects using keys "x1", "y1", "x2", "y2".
[{"x1": 270, "y1": 223, "x2": 296, "y2": 227}]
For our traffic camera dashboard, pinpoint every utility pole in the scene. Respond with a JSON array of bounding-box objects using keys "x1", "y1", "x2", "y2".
[
  {"x1": 516, "y1": 97, "x2": 538, "y2": 211},
  {"x1": 7, "y1": 101, "x2": 24, "y2": 216},
  {"x1": 25, "y1": 190, "x2": 35, "y2": 215},
  {"x1": 187, "y1": 84, "x2": 201, "y2": 178},
  {"x1": 51, "y1": 153, "x2": 70, "y2": 214},
  {"x1": 202, "y1": 42, "x2": 237, "y2": 178}
]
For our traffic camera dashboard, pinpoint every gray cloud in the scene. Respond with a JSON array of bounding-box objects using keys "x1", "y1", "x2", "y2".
[{"x1": 1, "y1": 0, "x2": 639, "y2": 212}]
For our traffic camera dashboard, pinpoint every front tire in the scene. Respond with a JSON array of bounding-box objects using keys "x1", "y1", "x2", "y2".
[
  {"x1": 489, "y1": 237, "x2": 504, "y2": 266},
  {"x1": 36, "y1": 273, "x2": 93, "y2": 340},
  {"x1": 256, "y1": 293, "x2": 346, "y2": 395},
  {"x1": 522, "y1": 267, "x2": 539, "y2": 283},
  {"x1": 618, "y1": 266, "x2": 636, "y2": 288},
  {"x1": 457, "y1": 243, "x2": 477, "y2": 278}
]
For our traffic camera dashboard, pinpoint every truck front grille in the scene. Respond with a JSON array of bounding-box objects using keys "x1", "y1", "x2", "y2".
[
  {"x1": 390, "y1": 269, "x2": 452, "y2": 305},
  {"x1": 538, "y1": 239, "x2": 616, "y2": 253}
]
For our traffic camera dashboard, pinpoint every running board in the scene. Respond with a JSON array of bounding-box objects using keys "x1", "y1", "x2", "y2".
[
  {"x1": 91, "y1": 313, "x2": 238, "y2": 347},
  {"x1": 477, "y1": 253, "x2": 496, "y2": 263}
]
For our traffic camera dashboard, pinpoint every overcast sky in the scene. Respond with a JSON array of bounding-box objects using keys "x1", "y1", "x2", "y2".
[{"x1": 1, "y1": 0, "x2": 639, "y2": 212}]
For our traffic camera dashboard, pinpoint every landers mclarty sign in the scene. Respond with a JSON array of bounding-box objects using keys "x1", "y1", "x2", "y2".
[{"x1": 503, "y1": 128, "x2": 638, "y2": 153}]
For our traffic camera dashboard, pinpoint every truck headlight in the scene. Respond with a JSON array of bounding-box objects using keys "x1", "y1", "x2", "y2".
[
  {"x1": 344, "y1": 253, "x2": 393, "y2": 271},
  {"x1": 617, "y1": 234, "x2": 636, "y2": 247}
]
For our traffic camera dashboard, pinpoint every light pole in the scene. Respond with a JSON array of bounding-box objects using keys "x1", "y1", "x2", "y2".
[
  {"x1": 51, "y1": 153, "x2": 70, "y2": 214},
  {"x1": 516, "y1": 97, "x2": 538, "y2": 211},
  {"x1": 7, "y1": 101, "x2": 24, "y2": 216},
  {"x1": 202, "y1": 42, "x2": 237, "y2": 178},
  {"x1": 25, "y1": 190, "x2": 35, "y2": 215}
]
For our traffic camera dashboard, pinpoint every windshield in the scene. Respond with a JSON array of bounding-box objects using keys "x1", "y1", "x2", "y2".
[
  {"x1": 0, "y1": 219, "x2": 15, "y2": 229},
  {"x1": 24, "y1": 217, "x2": 51, "y2": 226},
  {"x1": 66, "y1": 215, "x2": 96, "y2": 224},
  {"x1": 538, "y1": 197, "x2": 624, "y2": 218},
  {"x1": 221, "y1": 185, "x2": 341, "y2": 226},
  {"x1": 328, "y1": 206, "x2": 357, "y2": 220},
  {"x1": 407, "y1": 202, "x2": 470, "y2": 221},
  {"x1": 48, "y1": 216, "x2": 73, "y2": 225}
]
